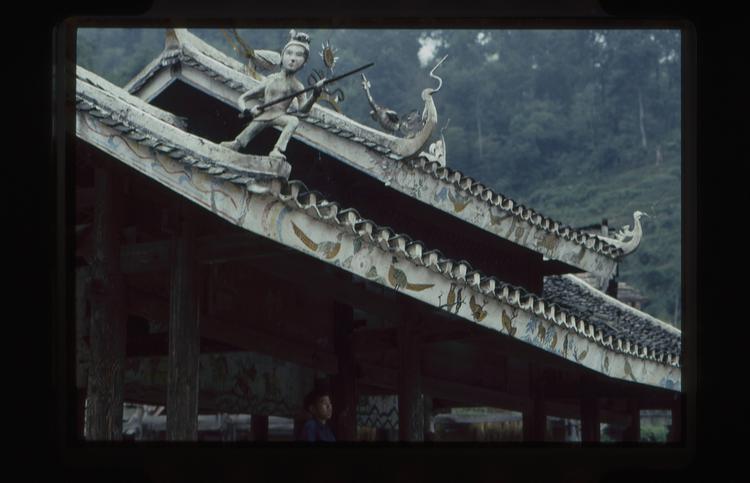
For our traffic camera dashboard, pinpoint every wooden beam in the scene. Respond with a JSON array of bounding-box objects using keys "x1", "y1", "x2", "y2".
[
  {"x1": 166, "y1": 207, "x2": 200, "y2": 441},
  {"x1": 85, "y1": 167, "x2": 126, "y2": 441},
  {"x1": 358, "y1": 362, "x2": 528, "y2": 413},
  {"x1": 121, "y1": 240, "x2": 171, "y2": 274},
  {"x1": 120, "y1": 234, "x2": 409, "y2": 324},
  {"x1": 199, "y1": 315, "x2": 339, "y2": 375},
  {"x1": 350, "y1": 327, "x2": 397, "y2": 354}
]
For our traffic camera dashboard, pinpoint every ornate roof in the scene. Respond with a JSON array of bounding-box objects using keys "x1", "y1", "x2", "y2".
[
  {"x1": 75, "y1": 66, "x2": 681, "y2": 390},
  {"x1": 122, "y1": 28, "x2": 623, "y2": 279}
]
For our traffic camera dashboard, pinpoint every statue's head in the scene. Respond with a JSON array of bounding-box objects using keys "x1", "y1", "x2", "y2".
[{"x1": 281, "y1": 29, "x2": 311, "y2": 73}]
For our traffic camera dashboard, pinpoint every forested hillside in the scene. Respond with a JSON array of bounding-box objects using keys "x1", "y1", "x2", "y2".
[{"x1": 77, "y1": 28, "x2": 682, "y2": 327}]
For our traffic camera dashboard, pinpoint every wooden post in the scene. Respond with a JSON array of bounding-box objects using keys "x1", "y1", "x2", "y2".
[
  {"x1": 250, "y1": 414, "x2": 269, "y2": 441},
  {"x1": 75, "y1": 266, "x2": 91, "y2": 439},
  {"x1": 624, "y1": 399, "x2": 641, "y2": 442},
  {"x1": 331, "y1": 302, "x2": 357, "y2": 441},
  {"x1": 85, "y1": 167, "x2": 126, "y2": 440},
  {"x1": 166, "y1": 203, "x2": 200, "y2": 441},
  {"x1": 423, "y1": 396, "x2": 435, "y2": 441},
  {"x1": 580, "y1": 374, "x2": 600, "y2": 443},
  {"x1": 668, "y1": 392, "x2": 682, "y2": 442},
  {"x1": 523, "y1": 363, "x2": 546, "y2": 442},
  {"x1": 398, "y1": 310, "x2": 423, "y2": 442}
]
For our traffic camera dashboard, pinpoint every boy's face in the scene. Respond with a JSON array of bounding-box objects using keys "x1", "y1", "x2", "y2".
[
  {"x1": 282, "y1": 45, "x2": 307, "y2": 73},
  {"x1": 309, "y1": 395, "x2": 332, "y2": 422}
]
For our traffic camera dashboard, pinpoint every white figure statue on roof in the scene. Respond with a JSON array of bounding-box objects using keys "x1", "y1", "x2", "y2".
[{"x1": 220, "y1": 30, "x2": 326, "y2": 160}]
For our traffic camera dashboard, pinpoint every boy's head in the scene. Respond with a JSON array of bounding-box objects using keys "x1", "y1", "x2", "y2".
[
  {"x1": 304, "y1": 387, "x2": 332, "y2": 422},
  {"x1": 281, "y1": 30, "x2": 310, "y2": 72}
]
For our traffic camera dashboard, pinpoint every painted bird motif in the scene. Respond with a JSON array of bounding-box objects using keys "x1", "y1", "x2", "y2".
[
  {"x1": 624, "y1": 359, "x2": 636, "y2": 381},
  {"x1": 388, "y1": 256, "x2": 434, "y2": 292},
  {"x1": 469, "y1": 294, "x2": 488, "y2": 321},
  {"x1": 448, "y1": 189, "x2": 472, "y2": 213},
  {"x1": 291, "y1": 221, "x2": 342, "y2": 259},
  {"x1": 501, "y1": 310, "x2": 517, "y2": 336}
]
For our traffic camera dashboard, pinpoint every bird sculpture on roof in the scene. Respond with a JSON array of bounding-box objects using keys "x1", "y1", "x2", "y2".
[
  {"x1": 596, "y1": 211, "x2": 649, "y2": 256},
  {"x1": 361, "y1": 74, "x2": 424, "y2": 138}
]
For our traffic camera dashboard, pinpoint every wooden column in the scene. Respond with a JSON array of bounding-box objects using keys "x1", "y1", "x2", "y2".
[
  {"x1": 523, "y1": 363, "x2": 546, "y2": 442},
  {"x1": 85, "y1": 167, "x2": 126, "y2": 440},
  {"x1": 668, "y1": 392, "x2": 682, "y2": 442},
  {"x1": 75, "y1": 266, "x2": 91, "y2": 439},
  {"x1": 423, "y1": 396, "x2": 435, "y2": 441},
  {"x1": 624, "y1": 399, "x2": 641, "y2": 442},
  {"x1": 166, "y1": 203, "x2": 200, "y2": 441},
  {"x1": 331, "y1": 302, "x2": 357, "y2": 441},
  {"x1": 250, "y1": 414, "x2": 269, "y2": 441},
  {"x1": 398, "y1": 311, "x2": 424, "y2": 442},
  {"x1": 581, "y1": 375, "x2": 600, "y2": 442}
]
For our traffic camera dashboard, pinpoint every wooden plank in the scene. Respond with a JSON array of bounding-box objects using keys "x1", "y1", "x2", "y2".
[
  {"x1": 166, "y1": 207, "x2": 200, "y2": 441},
  {"x1": 85, "y1": 167, "x2": 126, "y2": 441}
]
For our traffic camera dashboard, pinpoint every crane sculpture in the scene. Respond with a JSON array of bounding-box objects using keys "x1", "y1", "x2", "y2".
[{"x1": 597, "y1": 210, "x2": 649, "y2": 256}]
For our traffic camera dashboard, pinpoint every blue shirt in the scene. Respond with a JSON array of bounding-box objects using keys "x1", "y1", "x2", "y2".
[{"x1": 300, "y1": 419, "x2": 336, "y2": 442}]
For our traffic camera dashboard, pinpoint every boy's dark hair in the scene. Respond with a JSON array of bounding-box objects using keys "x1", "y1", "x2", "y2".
[{"x1": 303, "y1": 386, "x2": 330, "y2": 411}]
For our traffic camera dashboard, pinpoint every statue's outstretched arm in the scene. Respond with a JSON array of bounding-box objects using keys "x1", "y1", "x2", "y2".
[{"x1": 238, "y1": 80, "x2": 267, "y2": 111}]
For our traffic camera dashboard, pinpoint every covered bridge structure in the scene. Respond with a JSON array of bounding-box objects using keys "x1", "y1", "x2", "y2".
[{"x1": 72, "y1": 29, "x2": 682, "y2": 442}]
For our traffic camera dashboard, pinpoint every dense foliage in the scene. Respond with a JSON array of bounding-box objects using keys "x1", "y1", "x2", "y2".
[{"x1": 77, "y1": 28, "x2": 682, "y2": 326}]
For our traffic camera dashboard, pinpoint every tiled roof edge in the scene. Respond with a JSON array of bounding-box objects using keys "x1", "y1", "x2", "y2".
[
  {"x1": 270, "y1": 178, "x2": 680, "y2": 368},
  {"x1": 562, "y1": 274, "x2": 682, "y2": 337},
  {"x1": 407, "y1": 156, "x2": 623, "y2": 259},
  {"x1": 77, "y1": 70, "x2": 680, "y2": 370}
]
